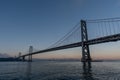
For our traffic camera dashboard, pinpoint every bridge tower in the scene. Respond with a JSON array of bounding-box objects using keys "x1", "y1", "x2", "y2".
[
  {"x1": 28, "y1": 46, "x2": 33, "y2": 62},
  {"x1": 81, "y1": 20, "x2": 92, "y2": 62}
]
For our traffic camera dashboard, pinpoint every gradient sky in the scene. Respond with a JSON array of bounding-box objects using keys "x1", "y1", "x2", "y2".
[{"x1": 0, "y1": 0, "x2": 120, "y2": 60}]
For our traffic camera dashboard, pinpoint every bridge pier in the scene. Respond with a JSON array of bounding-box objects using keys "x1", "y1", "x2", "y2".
[
  {"x1": 18, "y1": 52, "x2": 25, "y2": 61},
  {"x1": 81, "y1": 20, "x2": 92, "y2": 62},
  {"x1": 22, "y1": 56, "x2": 25, "y2": 61},
  {"x1": 28, "y1": 54, "x2": 32, "y2": 62}
]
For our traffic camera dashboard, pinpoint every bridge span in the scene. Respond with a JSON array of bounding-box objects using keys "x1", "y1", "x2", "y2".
[{"x1": 18, "y1": 18, "x2": 120, "y2": 62}]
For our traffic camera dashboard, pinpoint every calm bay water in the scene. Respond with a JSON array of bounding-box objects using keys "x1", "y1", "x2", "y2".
[{"x1": 0, "y1": 61, "x2": 120, "y2": 80}]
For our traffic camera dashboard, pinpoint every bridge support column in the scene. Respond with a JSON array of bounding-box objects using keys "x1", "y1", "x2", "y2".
[
  {"x1": 22, "y1": 56, "x2": 25, "y2": 61},
  {"x1": 28, "y1": 55, "x2": 32, "y2": 62},
  {"x1": 28, "y1": 46, "x2": 33, "y2": 62},
  {"x1": 18, "y1": 52, "x2": 25, "y2": 61},
  {"x1": 81, "y1": 20, "x2": 92, "y2": 62}
]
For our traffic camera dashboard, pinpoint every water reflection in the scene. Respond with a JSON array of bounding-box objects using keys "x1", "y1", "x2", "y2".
[
  {"x1": 82, "y1": 62, "x2": 98, "y2": 80},
  {"x1": 26, "y1": 62, "x2": 32, "y2": 80},
  {"x1": 25, "y1": 61, "x2": 99, "y2": 80}
]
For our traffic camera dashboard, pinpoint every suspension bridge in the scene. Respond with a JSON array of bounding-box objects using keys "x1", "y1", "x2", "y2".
[{"x1": 18, "y1": 17, "x2": 120, "y2": 62}]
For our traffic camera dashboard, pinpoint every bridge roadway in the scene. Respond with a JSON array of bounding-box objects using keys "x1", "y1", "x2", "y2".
[{"x1": 20, "y1": 33, "x2": 120, "y2": 58}]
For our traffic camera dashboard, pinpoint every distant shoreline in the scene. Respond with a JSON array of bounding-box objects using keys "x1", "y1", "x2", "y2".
[
  {"x1": 0, "y1": 58, "x2": 120, "y2": 62},
  {"x1": 0, "y1": 57, "x2": 22, "y2": 62}
]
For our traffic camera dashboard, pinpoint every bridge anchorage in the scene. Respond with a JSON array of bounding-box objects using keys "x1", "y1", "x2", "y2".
[{"x1": 18, "y1": 52, "x2": 25, "y2": 61}]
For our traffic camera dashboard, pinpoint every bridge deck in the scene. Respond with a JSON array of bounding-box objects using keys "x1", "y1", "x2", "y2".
[{"x1": 20, "y1": 34, "x2": 120, "y2": 57}]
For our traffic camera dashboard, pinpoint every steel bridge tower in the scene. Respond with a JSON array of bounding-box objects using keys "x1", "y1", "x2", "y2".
[
  {"x1": 81, "y1": 20, "x2": 92, "y2": 62},
  {"x1": 28, "y1": 46, "x2": 33, "y2": 62}
]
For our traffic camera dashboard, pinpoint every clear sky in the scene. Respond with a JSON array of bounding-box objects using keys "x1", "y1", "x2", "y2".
[{"x1": 0, "y1": 0, "x2": 120, "y2": 60}]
